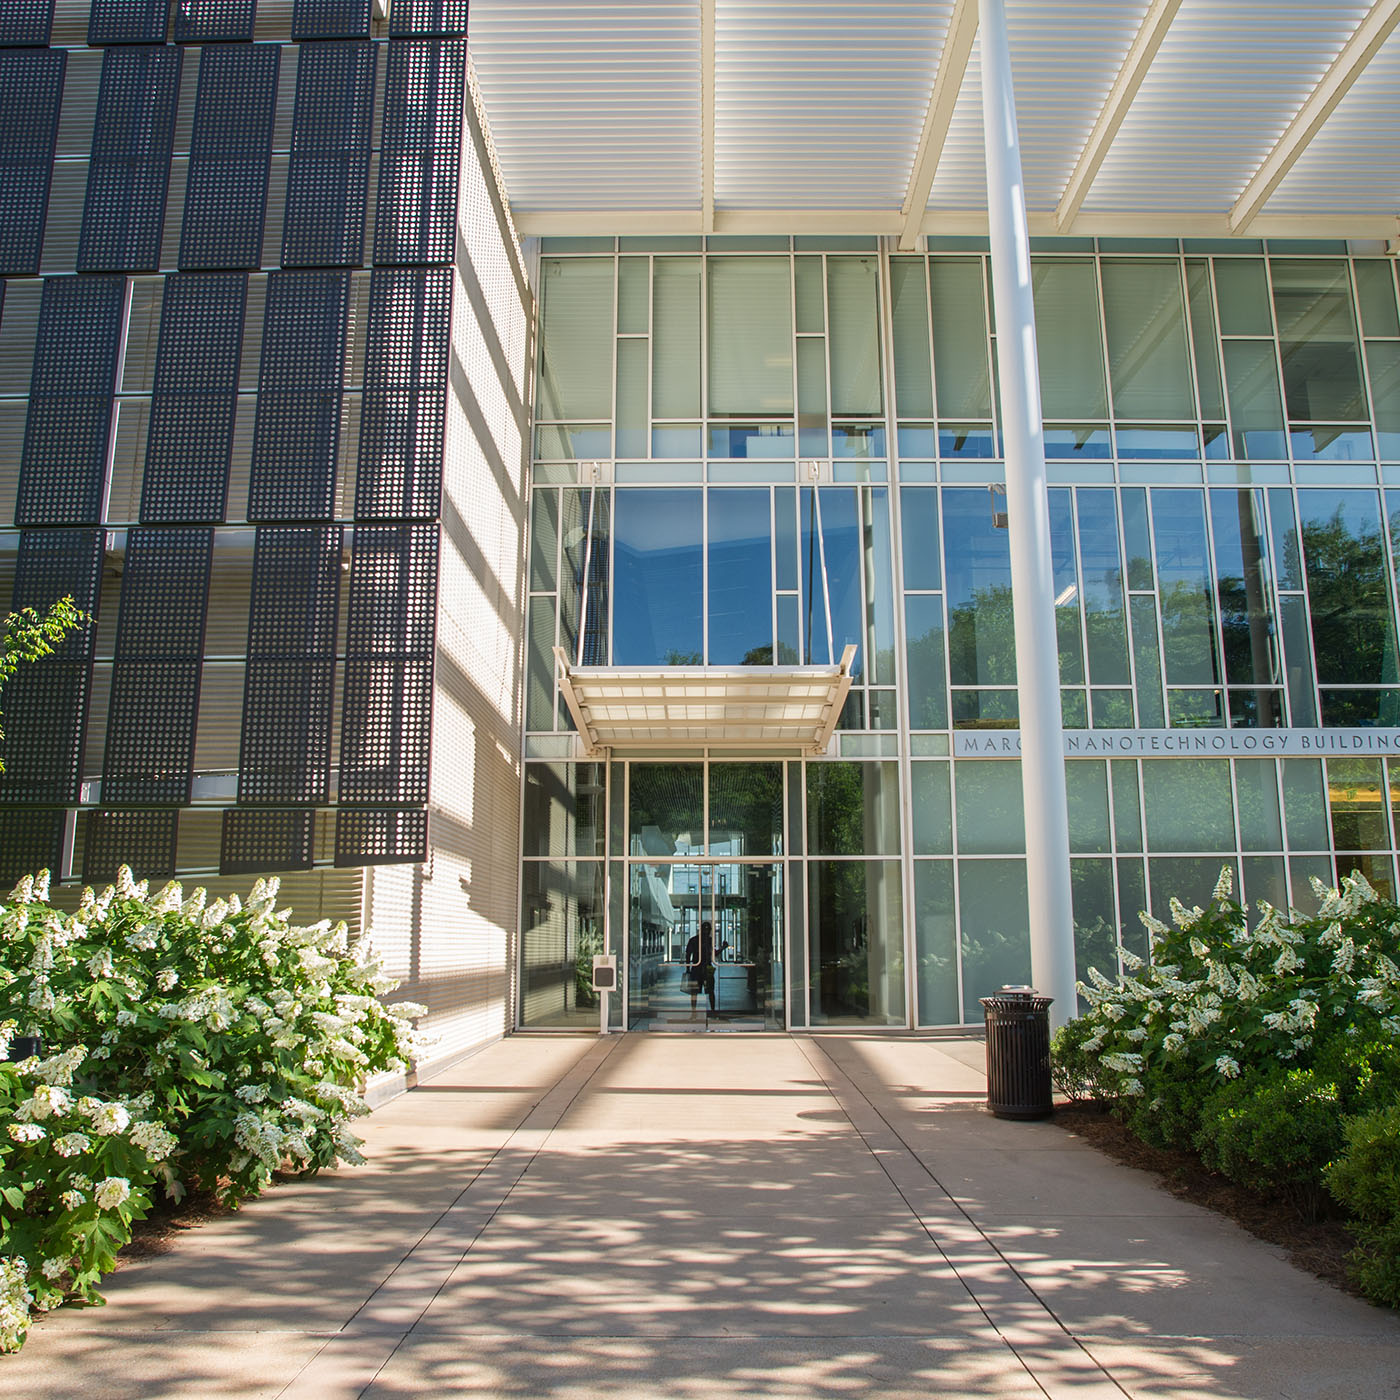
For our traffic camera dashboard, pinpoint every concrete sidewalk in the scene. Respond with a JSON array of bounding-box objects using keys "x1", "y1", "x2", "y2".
[{"x1": 6, "y1": 1034, "x2": 1398, "y2": 1398}]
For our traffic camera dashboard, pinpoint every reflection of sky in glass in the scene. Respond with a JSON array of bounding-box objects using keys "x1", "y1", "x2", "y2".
[
  {"x1": 802, "y1": 487, "x2": 863, "y2": 673},
  {"x1": 612, "y1": 489, "x2": 702, "y2": 664},
  {"x1": 708, "y1": 489, "x2": 771, "y2": 663}
]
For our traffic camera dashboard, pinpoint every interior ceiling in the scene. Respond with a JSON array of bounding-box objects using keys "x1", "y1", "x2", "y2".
[{"x1": 465, "y1": 0, "x2": 1400, "y2": 244}]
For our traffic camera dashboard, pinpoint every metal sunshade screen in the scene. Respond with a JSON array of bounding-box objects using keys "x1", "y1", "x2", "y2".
[
  {"x1": 282, "y1": 42, "x2": 377, "y2": 268},
  {"x1": 0, "y1": 811, "x2": 66, "y2": 884},
  {"x1": 249, "y1": 269, "x2": 351, "y2": 521},
  {"x1": 78, "y1": 46, "x2": 182, "y2": 274},
  {"x1": 220, "y1": 808, "x2": 315, "y2": 875},
  {"x1": 292, "y1": 0, "x2": 373, "y2": 40},
  {"x1": 88, "y1": 0, "x2": 168, "y2": 44},
  {"x1": 389, "y1": 0, "x2": 469, "y2": 37},
  {"x1": 16, "y1": 275, "x2": 126, "y2": 527},
  {"x1": 83, "y1": 810, "x2": 176, "y2": 883},
  {"x1": 141, "y1": 272, "x2": 247, "y2": 523},
  {"x1": 0, "y1": 1, "x2": 54, "y2": 46},
  {"x1": 339, "y1": 523, "x2": 438, "y2": 806},
  {"x1": 180, "y1": 43, "x2": 279, "y2": 270},
  {"x1": 237, "y1": 525, "x2": 342, "y2": 804},
  {"x1": 373, "y1": 38, "x2": 466, "y2": 267},
  {"x1": 334, "y1": 807, "x2": 427, "y2": 866},
  {"x1": 0, "y1": 529, "x2": 103, "y2": 804},
  {"x1": 102, "y1": 527, "x2": 213, "y2": 804},
  {"x1": 356, "y1": 266, "x2": 450, "y2": 520},
  {"x1": 173, "y1": 0, "x2": 256, "y2": 44},
  {"x1": 0, "y1": 50, "x2": 65, "y2": 275}
]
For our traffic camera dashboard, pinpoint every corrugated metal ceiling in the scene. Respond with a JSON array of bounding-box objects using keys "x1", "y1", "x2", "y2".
[{"x1": 465, "y1": 0, "x2": 1400, "y2": 238}]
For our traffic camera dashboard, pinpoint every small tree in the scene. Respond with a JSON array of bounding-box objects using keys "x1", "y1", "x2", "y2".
[{"x1": 0, "y1": 598, "x2": 85, "y2": 772}]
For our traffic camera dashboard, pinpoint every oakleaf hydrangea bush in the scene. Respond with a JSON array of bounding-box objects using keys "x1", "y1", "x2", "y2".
[
  {"x1": 0, "y1": 867, "x2": 425, "y2": 1350},
  {"x1": 1052, "y1": 867, "x2": 1400, "y2": 1306}
]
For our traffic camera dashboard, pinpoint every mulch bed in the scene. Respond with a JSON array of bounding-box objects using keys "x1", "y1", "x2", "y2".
[
  {"x1": 1052, "y1": 1100, "x2": 1361, "y2": 1298},
  {"x1": 117, "y1": 1189, "x2": 235, "y2": 1263}
]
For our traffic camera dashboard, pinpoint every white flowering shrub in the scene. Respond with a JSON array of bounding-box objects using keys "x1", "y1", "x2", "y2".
[
  {"x1": 0, "y1": 1047, "x2": 169, "y2": 1351},
  {"x1": 1052, "y1": 866, "x2": 1400, "y2": 1303},
  {"x1": 0, "y1": 867, "x2": 424, "y2": 1347}
]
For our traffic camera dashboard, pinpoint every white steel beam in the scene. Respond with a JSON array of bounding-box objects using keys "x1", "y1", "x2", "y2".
[
  {"x1": 897, "y1": 0, "x2": 979, "y2": 251},
  {"x1": 1055, "y1": 0, "x2": 1183, "y2": 231},
  {"x1": 979, "y1": 0, "x2": 1079, "y2": 1030},
  {"x1": 1230, "y1": 0, "x2": 1400, "y2": 232},
  {"x1": 701, "y1": 0, "x2": 716, "y2": 233}
]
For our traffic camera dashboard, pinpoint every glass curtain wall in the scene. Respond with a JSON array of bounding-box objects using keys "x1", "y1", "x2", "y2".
[{"x1": 523, "y1": 238, "x2": 1400, "y2": 1030}]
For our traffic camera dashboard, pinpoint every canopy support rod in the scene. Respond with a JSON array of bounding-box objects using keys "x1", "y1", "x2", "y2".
[
  {"x1": 979, "y1": 0, "x2": 1078, "y2": 1029},
  {"x1": 811, "y1": 479, "x2": 836, "y2": 666},
  {"x1": 575, "y1": 481, "x2": 597, "y2": 668}
]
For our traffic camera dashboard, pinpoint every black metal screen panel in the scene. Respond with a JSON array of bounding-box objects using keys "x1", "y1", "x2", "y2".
[
  {"x1": 88, "y1": 0, "x2": 168, "y2": 44},
  {"x1": 17, "y1": 276, "x2": 126, "y2": 527},
  {"x1": 0, "y1": 529, "x2": 103, "y2": 804},
  {"x1": 0, "y1": 1, "x2": 54, "y2": 46},
  {"x1": 0, "y1": 49, "x2": 65, "y2": 275},
  {"x1": 282, "y1": 42, "x2": 377, "y2": 268},
  {"x1": 180, "y1": 44, "x2": 279, "y2": 270},
  {"x1": 292, "y1": 0, "x2": 372, "y2": 39},
  {"x1": 102, "y1": 527, "x2": 212, "y2": 804},
  {"x1": 142, "y1": 272, "x2": 246, "y2": 522},
  {"x1": 357, "y1": 266, "x2": 450, "y2": 519},
  {"x1": 373, "y1": 39, "x2": 466, "y2": 267},
  {"x1": 0, "y1": 811, "x2": 66, "y2": 884},
  {"x1": 389, "y1": 0, "x2": 469, "y2": 37},
  {"x1": 249, "y1": 269, "x2": 350, "y2": 520},
  {"x1": 339, "y1": 523, "x2": 437, "y2": 805},
  {"x1": 83, "y1": 809, "x2": 176, "y2": 883},
  {"x1": 173, "y1": 0, "x2": 256, "y2": 43},
  {"x1": 335, "y1": 807, "x2": 427, "y2": 866},
  {"x1": 78, "y1": 46, "x2": 182, "y2": 274},
  {"x1": 221, "y1": 808, "x2": 315, "y2": 874},
  {"x1": 238, "y1": 525, "x2": 342, "y2": 803}
]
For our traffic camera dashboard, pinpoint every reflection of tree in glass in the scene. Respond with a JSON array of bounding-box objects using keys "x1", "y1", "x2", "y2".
[
  {"x1": 1302, "y1": 508, "x2": 1400, "y2": 686},
  {"x1": 1158, "y1": 578, "x2": 1221, "y2": 685},
  {"x1": 947, "y1": 583, "x2": 1015, "y2": 685},
  {"x1": 663, "y1": 649, "x2": 703, "y2": 665}
]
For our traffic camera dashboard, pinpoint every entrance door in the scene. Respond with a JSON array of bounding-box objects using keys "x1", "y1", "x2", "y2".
[{"x1": 626, "y1": 861, "x2": 784, "y2": 1030}]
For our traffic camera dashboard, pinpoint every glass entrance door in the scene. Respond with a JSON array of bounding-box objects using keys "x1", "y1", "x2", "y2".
[{"x1": 627, "y1": 862, "x2": 784, "y2": 1030}]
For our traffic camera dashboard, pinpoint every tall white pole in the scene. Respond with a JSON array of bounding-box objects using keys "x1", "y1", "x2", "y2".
[{"x1": 978, "y1": 0, "x2": 1079, "y2": 1028}]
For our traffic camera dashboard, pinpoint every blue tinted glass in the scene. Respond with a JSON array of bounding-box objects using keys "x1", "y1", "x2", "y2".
[
  {"x1": 943, "y1": 487, "x2": 1014, "y2": 685},
  {"x1": 1077, "y1": 488, "x2": 1131, "y2": 686},
  {"x1": 832, "y1": 424, "x2": 886, "y2": 458},
  {"x1": 900, "y1": 487, "x2": 941, "y2": 591},
  {"x1": 612, "y1": 489, "x2": 703, "y2": 664},
  {"x1": 708, "y1": 489, "x2": 772, "y2": 664},
  {"x1": 1150, "y1": 489, "x2": 1221, "y2": 686},
  {"x1": 1043, "y1": 426, "x2": 1111, "y2": 459},
  {"x1": 801, "y1": 486, "x2": 864, "y2": 673},
  {"x1": 938, "y1": 424, "x2": 997, "y2": 458},
  {"x1": 707, "y1": 423, "x2": 794, "y2": 458},
  {"x1": 1209, "y1": 489, "x2": 1278, "y2": 687},
  {"x1": 1115, "y1": 426, "x2": 1200, "y2": 459}
]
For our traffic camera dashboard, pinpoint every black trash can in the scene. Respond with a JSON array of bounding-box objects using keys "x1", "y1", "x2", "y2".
[
  {"x1": 6, "y1": 1034, "x2": 43, "y2": 1062},
  {"x1": 980, "y1": 986, "x2": 1053, "y2": 1119}
]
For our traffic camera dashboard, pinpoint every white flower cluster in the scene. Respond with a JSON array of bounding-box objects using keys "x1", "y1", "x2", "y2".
[{"x1": 0, "y1": 1257, "x2": 33, "y2": 1353}]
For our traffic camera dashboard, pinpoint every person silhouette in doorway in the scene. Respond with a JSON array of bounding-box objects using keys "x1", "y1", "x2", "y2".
[{"x1": 684, "y1": 920, "x2": 717, "y2": 1017}]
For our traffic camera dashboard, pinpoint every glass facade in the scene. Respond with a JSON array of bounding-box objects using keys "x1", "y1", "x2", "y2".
[{"x1": 521, "y1": 237, "x2": 1400, "y2": 1029}]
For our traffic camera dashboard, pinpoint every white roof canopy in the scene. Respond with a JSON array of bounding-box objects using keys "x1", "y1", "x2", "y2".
[
  {"x1": 467, "y1": 0, "x2": 1400, "y2": 242},
  {"x1": 554, "y1": 645, "x2": 857, "y2": 756}
]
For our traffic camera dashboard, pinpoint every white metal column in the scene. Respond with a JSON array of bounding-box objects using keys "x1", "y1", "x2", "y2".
[{"x1": 978, "y1": 0, "x2": 1078, "y2": 1028}]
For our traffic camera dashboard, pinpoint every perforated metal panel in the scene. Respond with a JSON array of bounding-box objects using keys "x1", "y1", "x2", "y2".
[
  {"x1": 88, "y1": 0, "x2": 168, "y2": 45},
  {"x1": 0, "y1": 529, "x2": 103, "y2": 804},
  {"x1": 220, "y1": 807, "x2": 315, "y2": 874},
  {"x1": 237, "y1": 524, "x2": 342, "y2": 803},
  {"x1": 389, "y1": 0, "x2": 469, "y2": 38},
  {"x1": 180, "y1": 44, "x2": 279, "y2": 270},
  {"x1": 173, "y1": 0, "x2": 256, "y2": 44},
  {"x1": 0, "y1": 49, "x2": 65, "y2": 275},
  {"x1": 102, "y1": 527, "x2": 212, "y2": 804},
  {"x1": 292, "y1": 0, "x2": 372, "y2": 40},
  {"x1": 142, "y1": 272, "x2": 246, "y2": 522},
  {"x1": 334, "y1": 807, "x2": 427, "y2": 866},
  {"x1": 373, "y1": 39, "x2": 466, "y2": 267},
  {"x1": 78, "y1": 46, "x2": 182, "y2": 274},
  {"x1": 83, "y1": 809, "x2": 176, "y2": 883},
  {"x1": 0, "y1": 810, "x2": 66, "y2": 883},
  {"x1": 0, "y1": 1, "x2": 54, "y2": 47},
  {"x1": 17, "y1": 275, "x2": 126, "y2": 527},
  {"x1": 356, "y1": 266, "x2": 450, "y2": 519},
  {"x1": 339, "y1": 523, "x2": 437, "y2": 806},
  {"x1": 249, "y1": 269, "x2": 350, "y2": 520},
  {"x1": 282, "y1": 41, "x2": 377, "y2": 268}
]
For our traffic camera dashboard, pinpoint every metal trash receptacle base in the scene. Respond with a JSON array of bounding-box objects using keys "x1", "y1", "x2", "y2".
[{"x1": 981, "y1": 988, "x2": 1053, "y2": 1119}]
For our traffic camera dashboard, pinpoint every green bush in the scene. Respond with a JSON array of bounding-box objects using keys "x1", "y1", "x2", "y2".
[
  {"x1": 1194, "y1": 1067, "x2": 1344, "y2": 1215},
  {"x1": 0, "y1": 866, "x2": 424, "y2": 1349}
]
